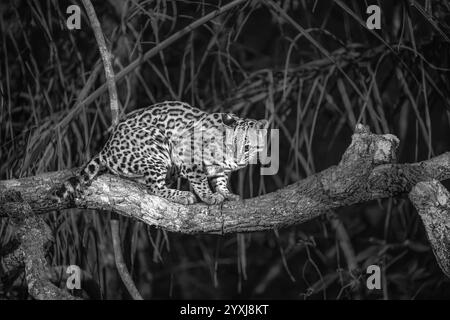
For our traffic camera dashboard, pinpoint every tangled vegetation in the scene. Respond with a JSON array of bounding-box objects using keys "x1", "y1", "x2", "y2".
[{"x1": 1, "y1": 0, "x2": 450, "y2": 299}]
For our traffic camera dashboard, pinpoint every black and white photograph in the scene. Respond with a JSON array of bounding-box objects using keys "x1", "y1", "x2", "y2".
[{"x1": 0, "y1": 0, "x2": 450, "y2": 305}]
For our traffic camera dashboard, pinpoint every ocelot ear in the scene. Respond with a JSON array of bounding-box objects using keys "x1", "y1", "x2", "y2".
[{"x1": 222, "y1": 113, "x2": 236, "y2": 127}]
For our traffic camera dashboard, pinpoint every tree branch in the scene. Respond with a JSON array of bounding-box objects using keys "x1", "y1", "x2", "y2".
[
  {"x1": 0, "y1": 191, "x2": 78, "y2": 300},
  {"x1": 61, "y1": 0, "x2": 247, "y2": 130},
  {"x1": 409, "y1": 180, "x2": 450, "y2": 278},
  {"x1": 82, "y1": 0, "x2": 119, "y2": 127},
  {"x1": 110, "y1": 219, "x2": 143, "y2": 300},
  {"x1": 1, "y1": 125, "x2": 449, "y2": 235},
  {"x1": 81, "y1": 0, "x2": 142, "y2": 299}
]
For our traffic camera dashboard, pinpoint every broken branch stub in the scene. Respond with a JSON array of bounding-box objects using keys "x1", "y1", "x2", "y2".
[{"x1": 321, "y1": 124, "x2": 400, "y2": 204}]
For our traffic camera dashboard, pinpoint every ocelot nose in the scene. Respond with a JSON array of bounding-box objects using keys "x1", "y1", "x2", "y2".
[{"x1": 257, "y1": 120, "x2": 269, "y2": 129}]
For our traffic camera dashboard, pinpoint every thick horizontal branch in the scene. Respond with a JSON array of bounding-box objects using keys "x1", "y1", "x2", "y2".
[{"x1": 0, "y1": 126, "x2": 449, "y2": 234}]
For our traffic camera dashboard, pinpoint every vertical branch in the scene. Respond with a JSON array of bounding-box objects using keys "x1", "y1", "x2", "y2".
[
  {"x1": 1, "y1": 191, "x2": 78, "y2": 300},
  {"x1": 110, "y1": 219, "x2": 143, "y2": 300},
  {"x1": 82, "y1": 0, "x2": 141, "y2": 298},
  {"x1": 81, "y1": 0, "x2": 119, "y2": 127},
  {"x1": 329, "y1": 211, "x2": 362, "y2": 299}
]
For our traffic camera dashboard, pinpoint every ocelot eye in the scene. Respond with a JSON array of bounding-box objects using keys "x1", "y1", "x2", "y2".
[{"x1": 222, "y1": 113, "x2": 236, "y2": 126}]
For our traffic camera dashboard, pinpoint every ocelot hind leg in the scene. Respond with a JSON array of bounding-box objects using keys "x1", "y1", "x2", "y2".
[{"x1": 211, "y1": 173, "x2": 240, "y2": 201}]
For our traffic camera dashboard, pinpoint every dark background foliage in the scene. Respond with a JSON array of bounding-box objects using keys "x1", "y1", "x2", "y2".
[{"x1": 1, "y1": 0, "x2": 450, "y2": 299}]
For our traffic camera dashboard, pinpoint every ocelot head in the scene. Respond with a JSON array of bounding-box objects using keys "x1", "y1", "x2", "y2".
[{"x1": 171, "y1": 112, "x2": 269, "y2": 176}]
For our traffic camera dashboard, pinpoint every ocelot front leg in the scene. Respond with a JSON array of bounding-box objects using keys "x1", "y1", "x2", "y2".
[
  {"x1": 184, "y1": 165, "x2": 225, "y2": 205},
  {"x1": 211, "y1": 173, "x2": 240, "y2": 201},
  {"x1": 140, "y1": 161, "x2": 197, "y2": 205}
]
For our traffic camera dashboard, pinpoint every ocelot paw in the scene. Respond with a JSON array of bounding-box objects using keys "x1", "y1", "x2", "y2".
[
  {"x1": 171, "y1": 191, "x2": 197, "y2": 205},
  {"x1": 218, "y1": 191, "x2": 240, "y2": 201},
  {"x1": 200, "y1": 192, "x2": 225, "y2": 205}
]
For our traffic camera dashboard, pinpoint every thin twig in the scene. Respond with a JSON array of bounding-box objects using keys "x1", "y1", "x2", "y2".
[{"x1": 110, "y1": 219, "x2": 143, "y2": 300}]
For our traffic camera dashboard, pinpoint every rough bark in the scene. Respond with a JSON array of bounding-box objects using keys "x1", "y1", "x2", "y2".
[
  {"x1": 0, "y1": 191, "x2": 78, "y2": 300},
  {"x1": 409, "y1": 180, "x2": 450, "y2": 278}
]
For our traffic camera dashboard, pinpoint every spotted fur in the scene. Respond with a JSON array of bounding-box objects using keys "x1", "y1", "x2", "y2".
[{"x1": 55, "y1": 101, "x2": 268, "y2": 205}]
